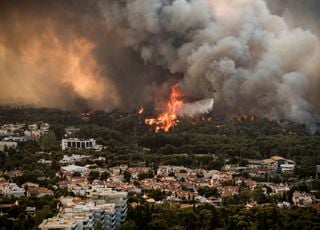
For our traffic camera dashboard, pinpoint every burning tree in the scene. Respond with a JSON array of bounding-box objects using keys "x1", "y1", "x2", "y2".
[{"x1": 145, "y1": 83, "x2": 184, "y2": 132}]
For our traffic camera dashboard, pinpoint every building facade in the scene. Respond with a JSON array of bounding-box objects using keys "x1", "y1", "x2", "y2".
[
  {"x1": 39, "y1": 189, "x2": 127, "y2": 230},
  {"x1": 61, "y1": 138, "x2": 101, "y2": 151}
]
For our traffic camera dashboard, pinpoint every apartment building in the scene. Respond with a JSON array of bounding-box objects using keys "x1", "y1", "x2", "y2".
[
  {"x1": 61, "y1": 138, "x2": 102, "y2": 151},
  {"x1": 86, "y1": 187, "x2": 128, "y2": 228},
  {"x1": 40, "y1": 189, "x2": 127, "y2": 230},
  {"x1": 39, "y1": 216, "x2": 80, "y2": 230}
]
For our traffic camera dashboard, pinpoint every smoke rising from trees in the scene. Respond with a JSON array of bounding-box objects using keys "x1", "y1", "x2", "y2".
[{"x1": 0, "y1": 0, "x2": 319, "y2": 126}]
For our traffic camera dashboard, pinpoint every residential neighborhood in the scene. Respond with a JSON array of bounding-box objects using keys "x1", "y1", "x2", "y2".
[
  {"x1": 0, "y1": 113, "x2": 320, "y2": 229},
  {"x1": 2, "y1": 0, "x2": 320, "y2": 228}
]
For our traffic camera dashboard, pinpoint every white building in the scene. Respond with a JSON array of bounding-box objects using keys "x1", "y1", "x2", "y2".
[
  {"x1": 0, "y1": 129, "x2": 10, "y2": 137},
  {"x1": 292, "y1": 191, "x2": 314, "y2": 207},
  {"x1": 61, "y1": 165, "x2": 89, "y2": 176},
  {"x1": 0, "y1": 141, "x2": 17, "y2": 151},
  {"x1": 195, "y1": 195, "x2": 210, "y2": 203},
  {"x1": 39, "y1": 217, "x2": 80, "y2": 230},
  {"x1": 269, "y1": 183, "x2": 290, "y2": 195},
  {"x1": 3, "y1": 136, "x2": 26, "y2": 142},
  {"x1": 61, "y1": 138, "x2": 102, "y2": 151},
  {"x1": 40, "y1": 195, "x2": 123, "y2": 230},
  {"x1": 157, "y1": 165, "x2": 190, "y2": 177},
  {"x1": 65, "y1": 127, "x2": 80, "y2": 137},
  {"x1": 40, "y1": 123, "x2": 50, "y2": 135},
  {"x1": 0, "y1": 183, "x2": 25, "y2": 197},
  {"x1": 1, "y1": 123, "x2": 25, "y2": 132},
  {"x1": 38, "y1": 159, "x2": 52, "y2": 165},
  {"x1": 262, "y1": 156, "x2": 295, "y2": 173},
  {"x1": 86, "y1": 187, "x2": 128, "y2": 228},
  {"x1": 59, "y1": 154, "x2": 90, "y2": 165},
  {"x1": 280, "y1": 163, "x2": 295, "y2": 173},
  {"x1": 65, "y1": 203, "x2": 117, "y2": 230}
]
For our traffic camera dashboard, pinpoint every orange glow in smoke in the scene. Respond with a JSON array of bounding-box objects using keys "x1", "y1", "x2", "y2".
[
  {"x1": 0, "y1": 19, "x2": 120, "y2": 110},
  {"x1": 210, "y1": 0, "x2": 229, "y2": 18},
  {"x1": 145, "y1": 84, "x2": 184, "y2": 132},
  {"x1": 209, "y1": 0, "x2": 241, "y2": 21}
]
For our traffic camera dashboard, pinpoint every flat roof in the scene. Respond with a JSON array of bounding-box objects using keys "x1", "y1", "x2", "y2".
[{"x1": 39, "y1": 217, "x2": 77, "y2": 228}]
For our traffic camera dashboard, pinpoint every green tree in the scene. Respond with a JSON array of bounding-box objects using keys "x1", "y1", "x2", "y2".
[
  {"x1": 89, "y1": 171, "x2": 100, "y2": 181},
  {"x1": 207, "y1": 159, "x2": 224, "y2": 170},
  {"x1": 147, "y1": 189, "x2": 168, "y2": 201},
  {"x1": 40, "y1": 132, "x2": 58, "y2": 151},
  {"x1": 197, "y1": 186, "x2": 219, "y2": 198},
  {"x1": 123, "y1": 170, "x2": 131, "y2": 182},
  {"x1": 94, "y1": 220, "x2": 102, "y2": 230},
  {"x1": 199, "y1": 209, "x2": 212, "y2": 230},
  {"x1": 100, "y1": 171, "x2": 110, "y2": 180},
  {"x1": 138, "y1": 170, "x2": 154, "y2": 181},
  {"x1": 72, "y1": 171, "x2": 81, "y2": 177},
  {"x1": 120, "y1": 220, "x2": 136, "y2": 230},
  {"x1": 148, "y1": 218, "x2": 168, "y2": 230},
  {"x1": 179, "y1": 210, "x2": 199, "y2": 230}
]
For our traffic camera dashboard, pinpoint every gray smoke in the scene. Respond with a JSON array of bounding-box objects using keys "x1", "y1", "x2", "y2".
[
  {"x1": 98, "y1": 0, "x2": 320, "y2": 126},
  {"x1": 0, "y1": 0, "x2": 319, "y2": 127}
]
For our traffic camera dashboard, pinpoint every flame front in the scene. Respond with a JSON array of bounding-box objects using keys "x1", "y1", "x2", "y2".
[{"x1": 145, "y1": 83, "x2": 184, "y2": 132}]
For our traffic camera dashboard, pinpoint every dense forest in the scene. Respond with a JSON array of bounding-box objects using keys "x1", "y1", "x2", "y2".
[
  {"x1": 0, "y1": 106, "x2": 319, "y2": 178},
  {"x1": 122, "y1": 202, "x2": 320, "y2": 230},
  {"x1": 0, "y1": 106, "x2": 320, "y2": 229}
]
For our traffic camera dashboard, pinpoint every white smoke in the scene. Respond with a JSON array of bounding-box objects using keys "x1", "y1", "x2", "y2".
[
  {"x1": 178, "y1": 98, "x2": 214, "y2": 117},
  {"x1": 99, "y1": 0, "x2": 320, "y2": 126}
]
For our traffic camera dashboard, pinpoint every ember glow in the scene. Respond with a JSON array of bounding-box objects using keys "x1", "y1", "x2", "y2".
[
  {"x1": 145, "y1": 84, "x2": 184, "y2": 132},
  {"x1": 233, "y1": 114, "x2": 256, "y2": 122},
  {"x1": 138, "y1": 106, "x2": 144, "y2": 114}
]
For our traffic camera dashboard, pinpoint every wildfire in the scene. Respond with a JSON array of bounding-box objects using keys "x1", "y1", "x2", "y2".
[
  {"x1": 138, "y1": 106, "x2": 144, "y2": 114},
  {"x1": 145, "y1": 83, "x2": 184, "y2": 132},
  {"x1": 233, "y1": 114, "x2": 256, "y2": 122}
]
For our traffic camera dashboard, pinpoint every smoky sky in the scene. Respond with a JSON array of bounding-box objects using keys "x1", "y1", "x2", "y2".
[
  {"x1": 0, "y1": 0, "x2": 175, "y2": 111},
  {"x1": 0, "y1": 0, "x2": 320, "y2": 127}
]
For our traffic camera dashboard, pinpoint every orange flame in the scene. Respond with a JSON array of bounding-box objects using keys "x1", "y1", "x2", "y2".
[
  {"x1": 145, "y1": 83, "x2": 184, "y2": 132},
  {"x1": 233, "y1": 114, "x2": 256, "y2": 122},
  {"x1": 138, "y1": 106, "x2": 144, "y2": 114}
]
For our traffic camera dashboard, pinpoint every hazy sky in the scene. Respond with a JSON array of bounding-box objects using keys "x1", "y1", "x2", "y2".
[{"x1": 0, "y1": 0, "x2": 319, "y2": 126}]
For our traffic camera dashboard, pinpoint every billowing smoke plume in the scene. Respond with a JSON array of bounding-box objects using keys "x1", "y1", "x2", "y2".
[
  {"x1": 1, "y1": 0, "x2": 320, "y2": 126},
  {"x1": 99, "y1": 0, "x2": 320, "y2": 125}
]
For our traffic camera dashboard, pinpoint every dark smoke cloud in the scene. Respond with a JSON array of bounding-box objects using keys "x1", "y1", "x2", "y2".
[{"x1": 0, "y1": 0, "x2": 320, "y2": 127}]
